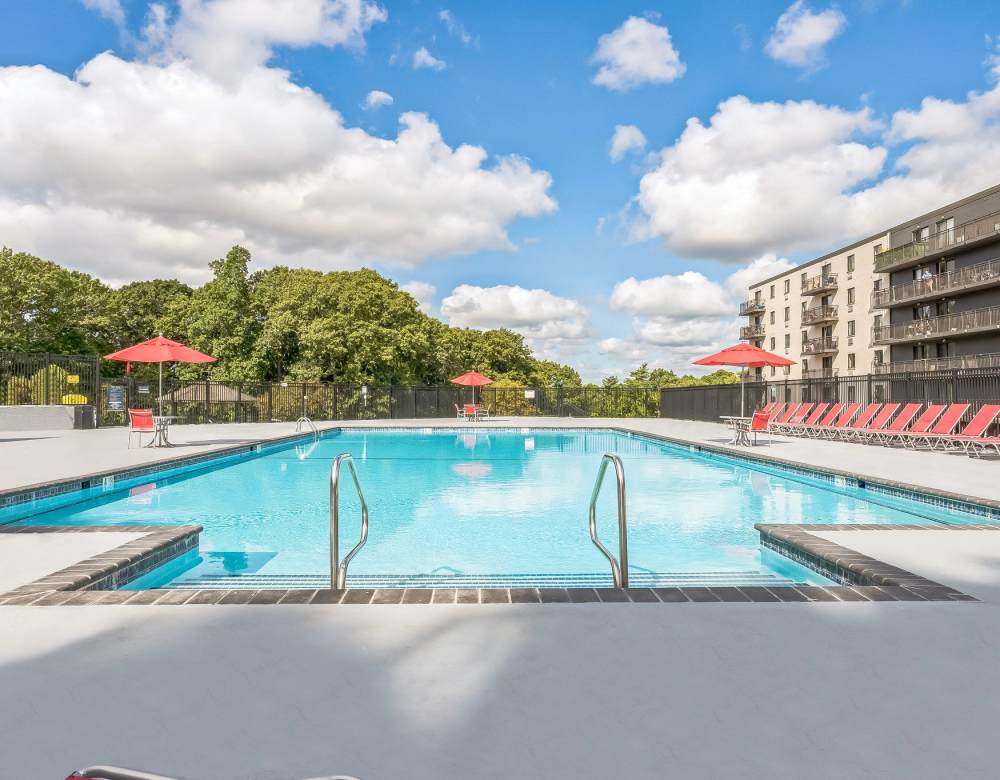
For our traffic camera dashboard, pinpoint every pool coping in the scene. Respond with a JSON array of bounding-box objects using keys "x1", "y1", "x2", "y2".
[{"x1": 0, "y1": 523, "x2": 981, "y2": 606}]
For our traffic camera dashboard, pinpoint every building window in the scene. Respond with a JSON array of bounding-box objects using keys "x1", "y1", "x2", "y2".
[
  {"x1": 770, "y1": 366, "x2": 776, "y2": 377},
  {"x1": 873, "y1": 350, "x2": 884, "y2": 365},
  {"x1": 784, "y1": 279, "x2": 790, "y2": 295},
  {"x1": 770, "y1": 337, "x2": 776, "y2": 350},
  {"x1": 847, "y1": 320, "x2": 855, "y2": 337},
  {"x1": 936, "y1": 217, "x2": 955, "y2": 244},
  {"x1": 784, "y1": 306, "x2": 790, "y2": 322},
  {"x1": 770, "y1": 284, "x2": 775, "y2": 299},
  {"x1": 847, "y1": 287, "x2": 855, "y2": 305},
  {"x1": 801, "y1": 272, "x2": 807, "y2": 286},
  {"x1": 847, "y1": 254, "x2": 855, "y2": 273},
  {"x1": 801, "y1": 330, "x2": 807, "y2": 343},
  {"x1": 873, "y1": 279, "x2": 881, "y2": 291},
  {"x1": 913, "y1": 226, "x2": 929, "y2": 243},
  {"x1": 784, "y1": 334, "x2": 790, "y2": 349},
  {"x1": 801, "y1": 301, "x2": 806, "y2": 313},
  {"x1": 770, "y1": 311, "x2": 775, "y2": 325},
  {"x1": 848, "y1": 353, "x2": 856, "y2": 370},
  {"x1": 874, "y1": 243, "x2": 882, "y2": 256}
]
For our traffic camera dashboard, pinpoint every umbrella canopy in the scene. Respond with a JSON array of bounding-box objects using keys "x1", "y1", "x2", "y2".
[
  {"x1": 105, "y1": 335, "x2": 217, "y2": 366},
  {"x1": 450, "y1": 371, "x2": 494, "y2": 387},
  {"x1": 693, "y1": 344, "x2": 796, "y2": 416},
  {"x1": 693, "y1": 343, "x2": 795, "y2": 369},
  {"x1": 105, "y1": 336, "x2": 216, "y2": 416}
]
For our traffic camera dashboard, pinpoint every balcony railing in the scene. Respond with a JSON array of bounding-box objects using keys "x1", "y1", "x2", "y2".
[
  {"x1": 740, "y1": 299, "x2": 766, "y2": 316},
  {"x1": 802, "y1": 368, "x2": 839, "y2": 379},
  {"x1": 740, "y1": 324, "x2": 766, "y2": 340},
  {"x1": 801, "y1": 304, "x2": 838, "y2": 325},
  {"x1": 874, "y1": 209, "x2": 1000, "y2": 272},
  {"x1": 801, "y1": 337, "x2": 838, "y2": 355},
  {"x1": 801, "y1": 273, "x2": 838, "y2": 294},
  {"x1": 871, "y1": 256, "x2": 1000, "y2": 309},
  {"x1": 872, "y1": 352, "x2": 1000, "y2": 374},
  {"x1": 871, "y1": 304, "x2": 1000, "y2": 345}
]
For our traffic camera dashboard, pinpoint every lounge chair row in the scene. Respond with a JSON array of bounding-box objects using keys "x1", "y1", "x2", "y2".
[{"x1": 748, "y1": 401, "x2": 1000, "y2": 455}]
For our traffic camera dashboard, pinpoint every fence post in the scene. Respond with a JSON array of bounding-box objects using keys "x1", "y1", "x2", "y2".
[
  {"x1": 94, "y1": 354, "x2": 102, "y2": 427},
  {"x1": 43, "y1": 352, "x2": 50, "y2": 404},
  {"x1": 267, "y1": 384, "x2": 273, "y2": 422}
]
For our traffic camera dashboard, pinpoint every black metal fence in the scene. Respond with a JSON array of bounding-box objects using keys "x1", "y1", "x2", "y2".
[
  {"x1": 660, "y1": 368, "x2": 1000, "y2": 423},
  {"x1": 0, "y1": 352, "x2": 100, "y2": 406},
  {"x1": 98, "y1": 379, "x2": 662, "y2": 426}
]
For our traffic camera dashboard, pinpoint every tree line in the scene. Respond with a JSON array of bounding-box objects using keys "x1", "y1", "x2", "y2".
[{"x1": 0, "y1": 245, "x2": 738, "y2": 388}]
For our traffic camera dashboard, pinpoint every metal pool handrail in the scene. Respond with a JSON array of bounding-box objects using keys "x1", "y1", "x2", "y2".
[
  {"x1": 296, "y1": 415, "x2": 317, "y2": 434},
  {"x1": 588, "y1": 453, "x2": 628, "y2": 588},
  {"x1": 330, "y1": 453, "x2": 369, "y2": 589}
]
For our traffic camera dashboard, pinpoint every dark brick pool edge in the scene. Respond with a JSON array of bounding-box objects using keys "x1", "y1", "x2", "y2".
[{"x1": 0, "y1": 523, "x2": 984, "y2": 607}]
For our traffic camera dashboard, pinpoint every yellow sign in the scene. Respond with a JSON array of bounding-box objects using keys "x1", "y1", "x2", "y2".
[{"x1": 66, "y1": 374, "x2": 80, "y2": 384}]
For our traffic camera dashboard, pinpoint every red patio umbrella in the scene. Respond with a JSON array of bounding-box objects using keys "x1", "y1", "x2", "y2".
[
  {"x1": 105, "y1": 335, "x2": 217, "y2": 415},
  {"x1": 450, "y1": 370, "x2": 494, "y2": 405},
  {"x1": 693, "y1": 343, "x2": 795, "y2": 416}
]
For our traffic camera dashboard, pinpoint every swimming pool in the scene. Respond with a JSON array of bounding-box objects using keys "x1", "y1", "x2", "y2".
[{"x1": 7, "y1": 428, "x2": 988, "y2": 589}]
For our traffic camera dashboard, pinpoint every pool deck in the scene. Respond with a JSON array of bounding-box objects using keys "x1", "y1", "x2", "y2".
[{"x1": 4, "y1": 418, "x2": 1000, "y2": 777}]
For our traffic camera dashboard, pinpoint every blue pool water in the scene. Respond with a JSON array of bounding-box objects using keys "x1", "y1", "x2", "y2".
[{"x1": 7, "y1": 428, "x2": 989, "y2": 587}]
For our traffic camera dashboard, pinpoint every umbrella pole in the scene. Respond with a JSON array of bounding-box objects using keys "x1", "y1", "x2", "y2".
[
  {"x1": 158, "y1": 362, "x2": 163, "y2": 417},
  {"x1": 741, "y1": 371, "x2": 745, "y2": 417}
]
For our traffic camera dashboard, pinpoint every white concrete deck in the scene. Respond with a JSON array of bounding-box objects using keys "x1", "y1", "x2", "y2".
[
  {"x1": 4, "y1": 419, "x2": 1000, "y2": 778},
  {"x1": 0, "y1": 531, "x2": 141, "y2": 592}
]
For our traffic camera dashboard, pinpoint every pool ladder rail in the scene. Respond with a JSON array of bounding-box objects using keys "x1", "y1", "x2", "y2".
[
  {"x1": 330, "y1": 453, "x2": 370, "y2": 589},
  {"x1": 296, "y1": 415, "x2": 318, "y2": 435},
  {"x1": 588, "y1": 453, "x2": 629, "y2": 588}
]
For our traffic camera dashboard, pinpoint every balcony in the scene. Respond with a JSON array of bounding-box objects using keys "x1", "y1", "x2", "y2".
[
  {"x1": 801, "y1": 304, "x2": 838, "y2": 325},
  {"x1": 740, "y1": 299, "x2": 766, "y2": 316},
  {"x1": 801, "y1": 273, "x2": 838, "y2": 295},
  {"x1": 801, "y1": 337, "x2": 838, "y2": 355},
  {"x1": 871, "y1": 351, "x2": 1000, "y2": 374},
  {"x1": 802, "y1": 368, "x2": 839, "y2": 379},
  {"x1": 739, "y1": 324, "x2": 766, "y2": 340},
  {"x1": 871, "y1": 256, "x2": 1000, "y2": 309},
  {"x1": 874, "y1": 209, "x2": 1000, "y2": 273},
  {"x1": 871, "y1": 304, "x2": 1000, "y2": 345}
]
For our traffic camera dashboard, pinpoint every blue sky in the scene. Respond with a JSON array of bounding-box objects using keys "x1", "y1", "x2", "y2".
[{"x1": 2, "y1": 0, "x2": 1000, "y2": 380}]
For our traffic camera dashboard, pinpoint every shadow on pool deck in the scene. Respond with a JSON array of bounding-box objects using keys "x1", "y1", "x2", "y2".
[{"x1": 2, "y1": 583, "x2": 1000, "y2": 779}]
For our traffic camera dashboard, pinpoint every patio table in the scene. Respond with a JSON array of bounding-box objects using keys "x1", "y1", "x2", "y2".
[
  {"x1": 720, "y1": 415, "x2": 752, "y2": 446},
  {"x1": 149, "y1": 416, "x2": 177, "y2": 448}
]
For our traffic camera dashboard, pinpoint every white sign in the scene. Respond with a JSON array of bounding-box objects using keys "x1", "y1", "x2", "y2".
[{"x1": 524, "y1": 389, "x2": 536, "y2": 399}]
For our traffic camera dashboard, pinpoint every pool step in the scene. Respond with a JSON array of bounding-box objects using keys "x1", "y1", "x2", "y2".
[{"x1": 162, "y1": 570, "x2": 801, "y2": 590}]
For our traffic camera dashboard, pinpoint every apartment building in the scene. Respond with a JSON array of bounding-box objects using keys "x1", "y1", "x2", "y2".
[
  {"x1": 740, "y1": 234, "x2": 888, "y2": 381},
  {"x1": 870, "y1": 184, "x2": 1000, "y2": 372},
  {"x1": 740, "y1": 182, "x2": 1000, "y2": 379}
]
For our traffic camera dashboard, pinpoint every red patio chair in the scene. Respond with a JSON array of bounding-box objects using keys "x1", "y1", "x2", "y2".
[
  {"x1": 844, "y1": 403, "x2": 899, "y2": 442},
  {"x1": 773, "y1": 403, "x2": 813, "y2": 435},
  {"x1": 877, "y1": 404, "x2": 945, "y2": 446},
  {"x1": 128, "y1": 408, "x2": 155, "y2": 448},
  {"x1": 784, "y1": 402, "x2": 828, "y2": 436},
  {"x1": 820, "y1": 402, "x2": 863, "y2": 438},
  {"x1": 800, "y1": 402, "x2": 843, "y2": 437},
  {"x1": 748, "y1": 410, "x2": 773, "y2": 446},
  {"x1": 865, "y1": 403, "x2": 921, "y2": 444},
  {"x1": 834, "y1": 403, "x2": 881, "y2": 440},
  {"x1": 931, "y1": 404, "x2": 1000, "y2": 454},
  {"x1": 898, "y1": 403, "x2": 970, "y2": 449}
]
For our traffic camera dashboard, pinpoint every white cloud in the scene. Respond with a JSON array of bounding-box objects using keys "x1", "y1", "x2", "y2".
[
  {"x1": 723, "y1": 253, "x2": 795, "y2": 298},
  {"x1": 165, "y1": 0, "x2": 388, "y2": 80},
  {"x1": 635, "y1": 95, "x2": 884, "y2": 261},
  {"x1": 401, "y1": 281, "x2": 436, "y2": 314},
  {"x1": 81, "y1": 0, "x2": 125, "y2": 28},
  {"x1": 0, "y1": 3, "x2": 555, "y2": 283},
  {"x1": 634, "y1": 47, "x2": 1000, "y2": 263},
  {"x1": 609, "y1": 124, "x2": 647, "y2": 161},
  {"x1": 591, "y1": 16, "x2": 685, "y2": 92},
  {"x1": 413, "y1": 47, "x2": 447, "y2": 71},
  {"x1": 441, "y1": 284, "x2": 588, "y2": 340},
  {"x1": 765, "y1": 1, "x2": 847, "y2": 70},
  {"x1": 363, "y1": 89, "x2": 393, "y2": 109},
  {"x1": 610, "y1": 272, "x2": 731, "y2": 318},
  {"x1": 440, "y1": 10, "x2": 475, "y2": 47}
]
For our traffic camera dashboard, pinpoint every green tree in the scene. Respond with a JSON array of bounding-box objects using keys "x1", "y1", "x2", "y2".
[
  {"x1": 113, "y1": 279, "x2": 193, "y2": 349},
  {"x1": 529, "y1": 360, "x2": 581, "y2": 387}
]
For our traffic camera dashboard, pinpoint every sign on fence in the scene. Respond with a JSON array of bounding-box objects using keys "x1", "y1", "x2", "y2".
[
  {"x1": 66, "y1": 374, "x2": 79, "y2": 384},
  {"x1": 106, "y1": 385, "x2": 125, "y2": 411}
]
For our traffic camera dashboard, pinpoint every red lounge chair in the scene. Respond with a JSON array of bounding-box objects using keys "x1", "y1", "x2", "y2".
[
  {"x1": 933, "y1": 404, "x2": 1000, "y2": 453},
  {"x1": 771, "y1": 403, "x2": 801, "y2": 428},
  {"x1": 773, "y1": 403, "x2": 813, "y2": 434},
  {"x1": 820, "y1": 402, "x2": 863, "y2": 438},
  {"x1": 758, "y1": 401, "x2": 779, "y2": 415},
  {"x1": 877, "y1": 404, "x2": 945, "y2": 446},
  {"x1": 844, "y1": 403, "x2": 899, "y2": 442},
  {"x1": 834, "y1": 403, "x2": 881, "y2": 440},
  {"x1": 800, "y1": 402, "x2": 844, "y2": 437},
  {"x1": 128, "y1": 408, "x2": 155, "y2": 448},
  {"x1": 866, "y1": 403, "x2": 921, "y2": 444},
  {"x1": 784, "y1": 403, "x2": 828, "y2": 436},
  {"x1": 898, "y1": 403, "x2": 970, "y2": 449}
]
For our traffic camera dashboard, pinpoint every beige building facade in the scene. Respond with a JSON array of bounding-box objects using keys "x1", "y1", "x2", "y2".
[{"x1": 740, "y1": 234, "x2": 890, "y2": 381}]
